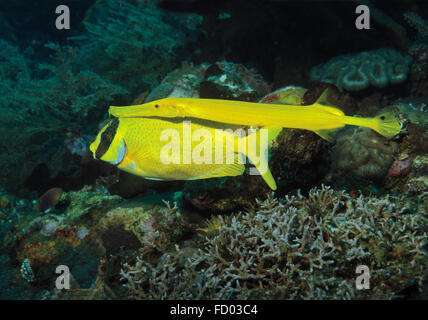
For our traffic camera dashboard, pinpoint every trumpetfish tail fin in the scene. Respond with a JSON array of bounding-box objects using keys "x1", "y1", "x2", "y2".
[
  {"x1": 342, "y1": 112, "x2": 402, "y2": 139},
  {"x1": 372, "y1": 112, "x2": 402, "y2": 138}
]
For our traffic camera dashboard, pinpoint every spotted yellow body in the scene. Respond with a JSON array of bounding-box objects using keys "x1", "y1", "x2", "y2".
[{"x1": 90, "y1": 117, "x2": 281, "y2": 189}]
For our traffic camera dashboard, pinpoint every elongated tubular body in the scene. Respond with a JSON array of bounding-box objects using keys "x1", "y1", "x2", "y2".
[{"x1": 110, "y1": 98, "x2": 372, "y2": 131}]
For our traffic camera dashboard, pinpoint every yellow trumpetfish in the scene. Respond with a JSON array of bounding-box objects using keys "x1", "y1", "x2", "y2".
[
  {"x1": 109, "y1": 88, "x2": 401, "y2": 141},
  {"x1": 90, "y1": 117, "x2": 282, "y2": 190}
]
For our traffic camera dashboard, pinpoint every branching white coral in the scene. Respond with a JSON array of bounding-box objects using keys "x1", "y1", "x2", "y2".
[{"x1": 120, "y1": 185, "x2": 427, "y2": 300}]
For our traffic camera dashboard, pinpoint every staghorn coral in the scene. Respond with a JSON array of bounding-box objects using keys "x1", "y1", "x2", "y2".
[
  {"x1": 120, "y1": 186, "x2": 427, "y2": 299},
  {"x1": 310, "y1": 48, "x2": 412, "y2": 91}
]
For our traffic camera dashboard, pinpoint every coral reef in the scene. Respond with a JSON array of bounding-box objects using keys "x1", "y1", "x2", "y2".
[
  {"x1": 329, "y1": 127, "x2": 399, "y2": 184},
  {"x1": 120, "y1": 186, "x2": 427, "y2": 299},
  {"x1": 404, "y1": 12, "x2": 428, "y2": 39},
  {"x1": 142, "y1": 61, "x2": 271, "y2": 103},
  {"x1": 259, "y1": 86, "x2": 307, "y2": 105},
  {"x1": 0, "y1": 40, "x2": 126, "y2": 194},
  {"x1": 182, "y1": 176, "x2": 264, "y2": 215},
  {"x1": 199, "y1": 62, "x2": 271, "y2": 101},
  {"x1": 59, "y1": 187, "x2": 123, "y2": 222},
  {"x1": 75, "y1": 0, "x2": 202, "y2": 98},
  {"x1": 1, "y1": 0, "x2": 428, "y2": 302},
  {"x1": 2, "y1": 188, "x2": 123, "y2": 291},
  {"x1": 42, "y1": 238, "x2": 117, "y2": 300},
  {"x1": 405, "y1": 155, "x2": 428, "y2": 197},
  {"x1": 270, "y1": 129, "x2": 329, "y2": 195},
  {"x1": 310, "y1": 48, "x2": 412, "y2": 91},
  {"x1": 0, "y1": 0, "x2": 203, "y2": 195},
  {"x1": 98, "y1": 200, "x2": 184, "y2": 256},
  {"x1": 407, "y1": 44, "x2": 428, "y2": 97},
  {"x1": 378, "y1": 101, "x2": 428, "y2": 195},
  {"x1": 144, "y1": 62, "x2": 208, "y2": 102},
  {"x1": 387, "y1": 157, "x2": 413, "y2": 178},
  {"x1": 2, "y1": 186, "x2": 188, "y2": 298}
]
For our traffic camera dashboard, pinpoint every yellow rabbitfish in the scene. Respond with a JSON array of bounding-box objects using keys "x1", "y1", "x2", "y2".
[
  {"x1": 109, "y1": 88, "x2": 402, "y2": 142},
  {"x1": 89, "y1": 117, "x2": 282, "y2": 190}
]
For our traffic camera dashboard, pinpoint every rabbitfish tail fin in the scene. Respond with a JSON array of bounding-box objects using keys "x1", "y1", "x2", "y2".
[
  {"x1": 238, "y1": 126, "x2": 282, "y2": 190},
  {"x1": 372, "y1": 112, "x2": 402, "y2": 138}
]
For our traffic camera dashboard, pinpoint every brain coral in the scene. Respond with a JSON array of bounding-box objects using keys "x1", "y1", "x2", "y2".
[{"x1": 310, "y1": 48, "x2": 412, "y2": 91}]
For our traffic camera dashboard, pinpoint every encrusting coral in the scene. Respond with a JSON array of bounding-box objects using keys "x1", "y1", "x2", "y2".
[
  {"x1": 330, "y1": 127, "x2": 399, "y2": 183},
  {"x1": 120, "y1": 186, "x2": 427, "y2": 299},
  {"x1": 98, "y1": 200, "x2": 184, "y2": 256}
]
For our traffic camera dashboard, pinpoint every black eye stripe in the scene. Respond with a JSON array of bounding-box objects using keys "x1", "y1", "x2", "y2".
[{"x1": 95, "y1": 117, "x2": 119, "y2": 160}]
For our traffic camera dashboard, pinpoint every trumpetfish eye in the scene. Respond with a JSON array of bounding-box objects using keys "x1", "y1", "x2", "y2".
[{"x1": 95, "y1": 117, "x2": 120, "y2": 160}]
